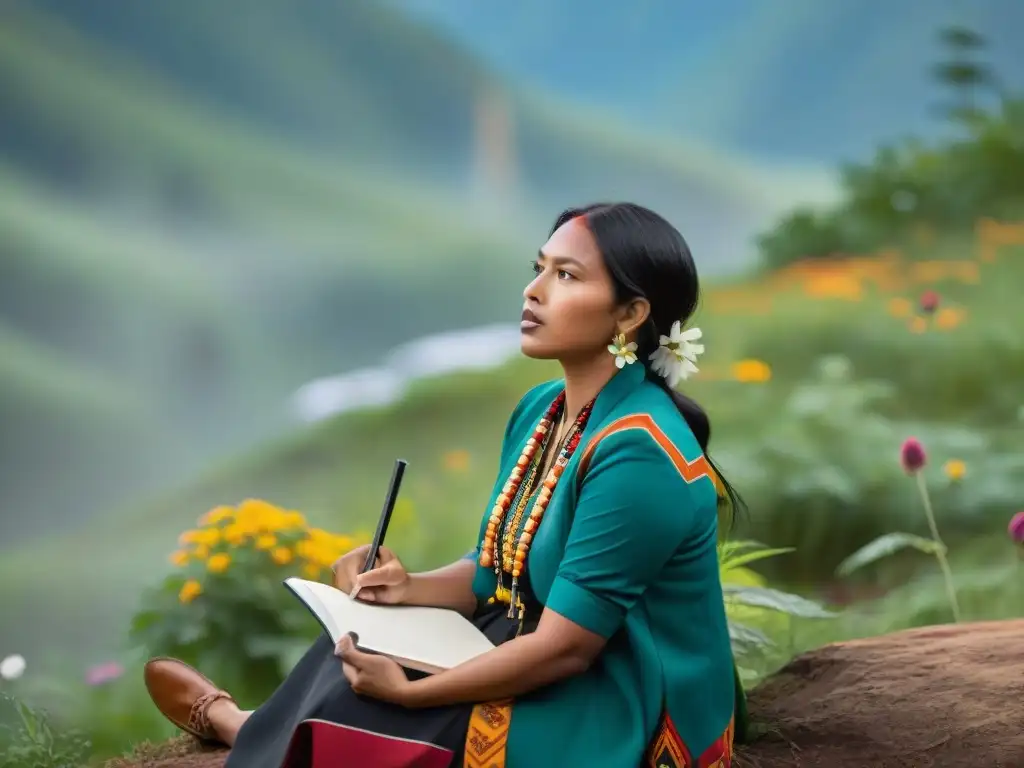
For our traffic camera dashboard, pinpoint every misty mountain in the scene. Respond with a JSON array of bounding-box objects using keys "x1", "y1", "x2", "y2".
[{"x1": 395, "y1": 0, "x2": 1024, "y2": 163}]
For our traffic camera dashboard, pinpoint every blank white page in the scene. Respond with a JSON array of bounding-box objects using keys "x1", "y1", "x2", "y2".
[{"x1": 284, "y1": 577, "x2": 495, "y2": 671}]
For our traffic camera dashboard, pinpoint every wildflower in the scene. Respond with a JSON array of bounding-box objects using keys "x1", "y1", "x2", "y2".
[
  {"x1": 909, "y1": 316, "x2": 928, "y2": 334},
  {"x1": 271, "y1": 547, "x2": 293, "y2": 566},
  {"x1": 887, "y1": 297, "x2": 912, "y2": 318},
  {"x1": 442, "y1": 449, "x2": 471, "y2": 473},
  {"x1": 179, "y1": 580, "x2": 202, "y2": 604},
  {"x1": 255, "y1": 534, "x2": 277, "y2": 550},
  {"x1": 199, "y1": 505, "x2": 234, "y2": 527},
  {"x1": 934, "y1": 307, "x2": 965, "y2": 331},
  {"x1": 193, "y1": 544, "x2": 210, "y2": 560},
  {"x1": 178, "y1": 529, "x2": 203, "y2": 546},
  {"x1": 169, "y1": 550, "x2": 190, "y2": 567},
  {"x1": 943, "y1": 459, "x2": 966, "y2": 482},
  {"x1": 0, "y1": 654, "x2": 26, "y2": 680},
  {"x1": 1009, "y1": 512, "x2": 1024, "y2": 545},
  {"x1": 919, "y1": 290, "x2": 939, "y2": 314},
  {"x1": 282, "y1": 511, "x2": 307, "y2": 530},
  {"x1": 731, "y1": 359, "x2": 772, "y2": 384},
  {"x1": 900, "y1": 437, "x2": 927, "y2": 474},
  {"x1": 85, "y1": 661, "x2": 124, "y2": 687},
  {"x1": 223, "y1": 523, "x2": 248, "y2": 546},
  {"x1": 207, "y1": 553, "x2": 231, "y2": 574}
]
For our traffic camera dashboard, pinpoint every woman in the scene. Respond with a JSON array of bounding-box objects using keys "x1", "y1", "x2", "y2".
[{"x1": 145, "y1": 203, "x2": 747, "y2": 767}]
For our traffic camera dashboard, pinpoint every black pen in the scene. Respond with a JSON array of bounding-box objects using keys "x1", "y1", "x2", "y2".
[{"x1": 351, "y1": 459, "x2": 407, "y2": 596}]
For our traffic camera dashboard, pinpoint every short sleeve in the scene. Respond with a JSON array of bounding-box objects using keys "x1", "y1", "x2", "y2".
[{"x1": 545, "y1": 428, "x2": 712, "y2": 638}]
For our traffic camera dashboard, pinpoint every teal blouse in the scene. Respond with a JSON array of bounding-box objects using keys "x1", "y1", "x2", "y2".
[{"x1": 466, "y1": 363, "x2": 740, "y2": 767}]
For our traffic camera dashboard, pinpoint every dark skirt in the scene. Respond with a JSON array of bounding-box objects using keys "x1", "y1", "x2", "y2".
[{"x1": 226, "y1": 602, "x2": 527, "y2": 768}]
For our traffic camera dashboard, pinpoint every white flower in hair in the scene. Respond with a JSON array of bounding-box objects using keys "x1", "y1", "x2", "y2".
[{"x1": 649, "y1": 321, "x2": 704, "y2": 387}]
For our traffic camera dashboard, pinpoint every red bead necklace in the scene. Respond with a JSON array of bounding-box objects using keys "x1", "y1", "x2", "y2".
[{"x1": 480, "y1": 392, "x2": 594, "y2": 618}]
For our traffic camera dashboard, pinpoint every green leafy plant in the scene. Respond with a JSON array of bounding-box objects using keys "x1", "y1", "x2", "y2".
[
  {"x1": 718, "y1": 540, "x2": 836, "y2": 681},
  {"x1": 0, "y1": 693, "x2": 91, "y2": 768},
  {"x1": 130, "y1": 499, "x2": 367, "y2": 704}
]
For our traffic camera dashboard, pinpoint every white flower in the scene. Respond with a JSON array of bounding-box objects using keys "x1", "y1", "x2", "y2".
[
  {"x1": 0, "y1": 654, "x2": 25, "y2": 680},
  {"x1": 649, "y1": 321, "x2": 703, "y2": 387},
  {"x1": 607, "y1": 334, "x2": 638, "y2": 368}
]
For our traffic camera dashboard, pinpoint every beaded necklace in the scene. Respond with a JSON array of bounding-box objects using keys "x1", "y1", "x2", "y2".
[{"x1": 480, "y1": 391, "x2": 594, "y2": 620}]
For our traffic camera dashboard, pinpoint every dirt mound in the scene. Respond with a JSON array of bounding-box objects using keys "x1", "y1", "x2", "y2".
[
  {"x1": 739, "y1": 619, "x2": 1024, "y2": 767},
  {"x1": 108, "y1": 620, "x2": 1024, "y2": 768}
]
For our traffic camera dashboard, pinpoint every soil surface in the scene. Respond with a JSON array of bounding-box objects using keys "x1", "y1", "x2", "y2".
[{"x1": 107, "y1": 619, "x2": 1024, "y2": 768}]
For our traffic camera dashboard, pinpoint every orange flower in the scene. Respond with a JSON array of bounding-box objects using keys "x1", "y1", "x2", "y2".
[
  {"x1": 731, "y1": 359, "x2": 772, "y2": 384},
  {"x1": 207, "y1": 553, "x2": 231, "y2": 574},
  {"x1": 271, "y1": 547, "x2": 293, "y2": 566},
  {"x1": 909, "y1": 317, "x2": 928, "y2": 334},
  {"x1": 179, "y1": 580, "x2": 202, "y2": 604},
  {"x1": 168, "y1": 550, "x2": 190, "y2": 567},
  {"x1": 935, "y1": 307, "x2": 966, "y2": 330}
]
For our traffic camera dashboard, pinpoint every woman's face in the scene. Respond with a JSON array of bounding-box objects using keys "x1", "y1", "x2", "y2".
[{"x1": 521, "y1": 218, "x2": 642, "y2": 362}]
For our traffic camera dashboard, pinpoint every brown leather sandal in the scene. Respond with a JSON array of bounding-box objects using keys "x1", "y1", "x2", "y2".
[{"x1": 144, "y1": 656, "x2": 235, "y2": 744}]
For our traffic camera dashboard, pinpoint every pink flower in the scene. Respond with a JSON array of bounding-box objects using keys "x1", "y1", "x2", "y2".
[
  {"x1": 900, "y1": 437, "x2": 927, "y2": 473},
  {"x1": 1009, "y1": 512, "x2": 1024, "y2": 545},
  {"x1": 85, "y1": 661, "x2": 124, "y2": 687},
  {"x1": 919, "y1": 290, "x2": 940, "y2": 315}
]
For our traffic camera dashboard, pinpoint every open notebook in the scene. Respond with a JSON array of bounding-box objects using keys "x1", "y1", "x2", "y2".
[{"x1": 283, "y1": 577, "x2": 495, "y2": 674}]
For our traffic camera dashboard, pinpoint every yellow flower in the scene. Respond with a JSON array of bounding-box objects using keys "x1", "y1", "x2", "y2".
[
  {"x1": 909, "y1": 316, "x2": 928, "y2": 334},
  {"x1": 943, "y1": 459, "x2": 966, "y2": 482},
  {"x1": 731, "y1": 359, "x2": 772, "y2": 384},
  {"x1": 236, "y1": 498, "x2": 290, "y2": 533},
  {"x1": 207, "y1": 553, "x2": 231, "y2": 574},
  {"x1": 255, "y1": 533, "x2": 277, "y2": 550},
  {"x1": 169, "y1": 550, "x2": 190, "y2": 567},
  {"x1": 194, "y1": 527, "x2": 221, "y2": 547},
  {"x1": 199, "y1": 505, "x2": 234, "y2": 527},
  {"x1": 179, "y1": 580, "x2": 202, "y2": 604},
  {"x1": 302, "y1": 562, "x2": 321, "y2": 579},
  {"x1": 271, "y1": 547, "x2": 293, "y2": 566},
  {"x1": 442, "y1": 449, "x2": 471, "y2": 473},
  {"x1": 192, "y1": 544, "x2": 210, "y2": 560},
  {"x1": 223, "y1": 523, "x2": 249, "y2": 546},
  {"x1": 887, "y1": 297, "x2": 912, "y2": 318},
  {"x1": 282, "y1": 511, "x2": 307, "y2": 530},
  {"x1": 178, "y1": 529, "x2": 203, "y2": 546}
]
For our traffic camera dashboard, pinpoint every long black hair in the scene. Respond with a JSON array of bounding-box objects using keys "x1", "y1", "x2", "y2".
[{"x1": 552, "y1": 203, "x2": 745, "y2": 527}]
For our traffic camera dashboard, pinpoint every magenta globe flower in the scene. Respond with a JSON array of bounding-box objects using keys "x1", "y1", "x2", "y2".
[
  {"x1": 900, "y1": 437, "x2": 927, "y2": 474},
  {"x1": 1009, "y1": 511, "x2": 1024, "y2": 546}
]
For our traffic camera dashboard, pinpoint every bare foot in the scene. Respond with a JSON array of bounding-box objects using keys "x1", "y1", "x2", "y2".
[{"x1": 206, "y1": 698, "x2": 254, "y2": 747}]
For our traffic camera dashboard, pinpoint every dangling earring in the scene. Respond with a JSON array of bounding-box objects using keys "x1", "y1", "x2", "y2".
[{"x1": 607, "y1": 332, "x2": 638, "y2": 369}]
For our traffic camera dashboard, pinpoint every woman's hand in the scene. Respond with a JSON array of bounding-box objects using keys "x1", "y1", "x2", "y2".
[
  {"x1": 331, "y1": 545, "x2": 411, "y2": 604},
  {"x1": 335, "y1": 634, "x2": 411, "y2": 705}
]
